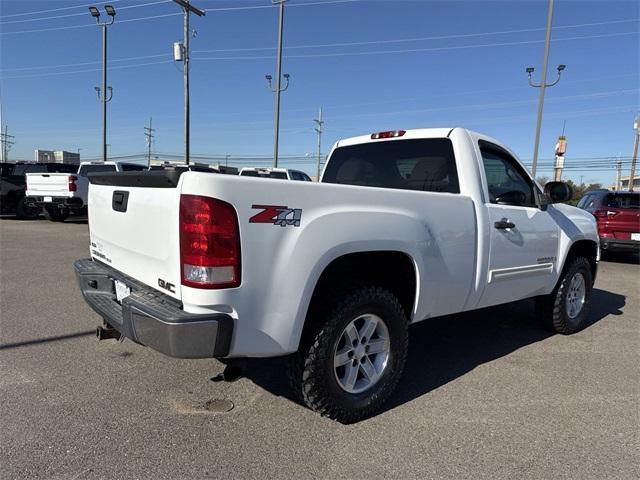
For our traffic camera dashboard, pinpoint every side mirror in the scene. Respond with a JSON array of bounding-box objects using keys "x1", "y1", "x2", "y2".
[
  {"x1": 495, "y1": 190, "x2": 527, "y2": 206},
  {"x1": 544, "y1": 181, "x2": 572, "y2": 203}
]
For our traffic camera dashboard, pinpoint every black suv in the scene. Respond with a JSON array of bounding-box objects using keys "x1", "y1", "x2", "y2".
[{"x1": 0, "y1": 162, "x2": 77, "y2": 218}]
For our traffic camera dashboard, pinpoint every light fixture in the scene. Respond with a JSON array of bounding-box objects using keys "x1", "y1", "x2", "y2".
[
  {"x1": 88, "y1": 6, "x2": 100, "y2": 18},
  {"x1": 104, "y1": 5, "x2": 116, "y2": 16}
]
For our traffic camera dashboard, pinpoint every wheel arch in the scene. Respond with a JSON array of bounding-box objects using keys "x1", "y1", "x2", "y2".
[
  {"x1": 294, "y1": 250, "x2": 418, "y2": 350},
  {"x1": 560, "y1": 239, "x2": 598, "y2": 285}
]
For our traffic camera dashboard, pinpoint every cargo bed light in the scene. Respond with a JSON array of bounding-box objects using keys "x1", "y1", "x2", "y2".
[{"x1": 371, "y1": 130, "x2": 406, "y2": 139}]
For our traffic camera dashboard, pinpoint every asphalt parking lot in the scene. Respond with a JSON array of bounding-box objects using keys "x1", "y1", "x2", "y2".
[{"x1": 1, "y1": 217, "x2": 638, "y2": 480}]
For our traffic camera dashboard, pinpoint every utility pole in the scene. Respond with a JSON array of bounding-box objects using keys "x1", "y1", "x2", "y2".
[
  {"x1": 526, "y1": 0, "x2": 566, "y2": 177},
  {"x1": 89, "y1": 5, "x2": 116, "y2": 162},
  {"x1": 314, "y1": 107, "x2": 324, "y2": 181},
  {"x1": 0, "y1": 125, "x2": 14, "y2": 162},
  {"x1": 615, "y1": 159, "x2": 622, "y2": 191},
  {"x1": 173, "y1": 1, "x2": 205, "y2": 165},
  {"x1": 630, "y1": 115, "x2": 639, "y2": 192},
  {"x1": 144, "y1": 117, "x2": 155, "y2": 167},
  {"x1": 266, "y1": 0, "x2": 290, "y2": 168}
]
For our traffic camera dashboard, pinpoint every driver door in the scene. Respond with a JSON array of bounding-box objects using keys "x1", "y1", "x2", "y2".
[{"x1": 477, "y1": 142, "x2": 559, "y2": 308}]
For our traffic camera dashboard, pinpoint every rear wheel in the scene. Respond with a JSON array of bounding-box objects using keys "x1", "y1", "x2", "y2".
[
  {"x1": 15, "y1": 197, "x2": 40, "y2": 219},
  {"x1": 536, "y1": 256, "x2": 593, "y2": 334},
  {"x1": 43, "y1": 206, "x2": 69, "y2": 222},
  {"x1": 290, "y1": 286, "x2": 408, "y2": 423}
]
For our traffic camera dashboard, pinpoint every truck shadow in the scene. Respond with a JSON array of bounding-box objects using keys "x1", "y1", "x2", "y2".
[{"x1": 235, "y1": 288, "x2": 624, "y2": 422}]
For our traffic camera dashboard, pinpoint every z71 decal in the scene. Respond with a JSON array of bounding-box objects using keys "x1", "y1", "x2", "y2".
[{"x1": 250, "y1": 204, "x2": 302, "y2": 227}]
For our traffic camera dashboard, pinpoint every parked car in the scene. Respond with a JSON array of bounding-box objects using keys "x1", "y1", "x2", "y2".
[
  {"x1": 25, "y1": 161, "x2": 146, "y2": 222},
  {"x1": 577, "y1": 190, "x2": 640, "y2": 254},
  {"x1": 74, "y1": 127, "x2": 598, "y2": 422},
  {"x1": 1, "y1": 162, "x2": 77, "y2": 219},
  {"x1": 239, "y1": 167, "x2": 312, "y2": 181}
]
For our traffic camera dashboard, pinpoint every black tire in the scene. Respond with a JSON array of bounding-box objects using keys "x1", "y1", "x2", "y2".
[
  {"x1": 289, "y1": 286, "x2": 409, "y2": 423},
  {"x1": 43, "y1": 206, "x2": 69, "y2": 222},
  {"x1": 535, "y1": 256, "x2": 593, "y2": 335},
  {"x1": 15, "y1": 197, "x2": 40, "y2": 219}
]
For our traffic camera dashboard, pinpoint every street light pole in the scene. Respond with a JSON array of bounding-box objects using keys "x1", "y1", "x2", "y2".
[
  {"x1": 526, "y1": 0, "x2": 565, "y2": 178},
  {"x1": 629, "y1": 115, "x2": 639, "y2": 192},
  {"x1": 265, "y1": 0, "x2": 290, "y2": 168},
  {"x1": 89, "y1": 5, "x2": 116, "y2": 163},
  {"x1": 314, "y1": 107, "x2": 324, "y2": 180},
  {"x1": 172, "y1": 1, "x2": 205, "y2": 165}
]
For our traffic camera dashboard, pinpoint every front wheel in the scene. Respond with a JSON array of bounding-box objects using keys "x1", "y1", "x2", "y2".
[
  {"x1": 290, "y1": 286, "x2": 408, "y2": 423},
  {"x1": 43, "y1": 206, "x2": 69, "y2": 222},
  {"x1": 536, "y1": 256, "x2": 593, "y2": 334}
]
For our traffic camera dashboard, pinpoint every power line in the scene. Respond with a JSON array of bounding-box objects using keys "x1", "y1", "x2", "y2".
[
  {"x1": 0, "y1": 1, "x2": 125, "y2": 19},
  {"x1": 4, "y1": 32, "x2": 637, "y2": 80},
  {"x1": 193, "y1": 18, "x2": 640, "y2": 53},
  {"x1": 0, "y1": 0, "x2": 364, "y2": 35},
  {"x1": 0, "y1": 1, "x2": 171, "y2": 25},
  {"x1": 194, "y1": 31, "x2": 639, "y2": 61}
]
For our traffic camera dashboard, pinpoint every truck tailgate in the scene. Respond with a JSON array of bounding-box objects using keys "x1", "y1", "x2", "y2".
[
  {"x1": 88, "y1": 173, "x2": 182, "y2": 300},
  {"x1": 26, "y1": 173, "x2": 72, "y2": 197}
]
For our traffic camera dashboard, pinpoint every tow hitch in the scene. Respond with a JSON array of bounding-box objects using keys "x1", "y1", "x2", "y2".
[{"x1": 96, "y1": 324, "x2": 122, "y2": 341}]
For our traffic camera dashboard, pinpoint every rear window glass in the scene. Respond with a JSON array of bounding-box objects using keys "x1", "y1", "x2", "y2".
[
  {"x1": 78, "y1": 164, "x2": 117, "y2": 175},
  {"x1": 322, "y1": 138, "x2": 459, "y2": 193},
  {"x1": 120, "y1": 163, "x2": 146, "y2": 171},
  {"x1": 604, "y1": 193, "x2": 640, "y2": 208},
  {"x1": 11, "y1": 164, "x2": 47, "y2": 175}
]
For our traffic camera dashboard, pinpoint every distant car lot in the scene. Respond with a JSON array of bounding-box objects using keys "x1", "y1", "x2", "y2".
[{"x1": 0, "y1": 217, "x2": 638, "y2": 479}]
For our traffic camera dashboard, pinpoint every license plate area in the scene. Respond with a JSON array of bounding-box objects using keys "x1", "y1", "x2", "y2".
[
  {"x1": 113, "y1": 279, "x2": 131, "y2": 304},
  {"x1": 44, "y1": 196, "x2": 52, "y2": 203},
  {"x1": 631, "y1": 233, "x2": 640, "y2": 241}
]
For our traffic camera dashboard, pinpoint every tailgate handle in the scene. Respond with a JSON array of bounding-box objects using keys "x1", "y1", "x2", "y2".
[{"x1": 112, "y1": 190, "x2": 129, "y2": 213}]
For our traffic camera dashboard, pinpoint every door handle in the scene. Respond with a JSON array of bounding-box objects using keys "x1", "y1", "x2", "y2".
[{"x1": 494, "y1": 220, "x2": 515, "y2": 229}]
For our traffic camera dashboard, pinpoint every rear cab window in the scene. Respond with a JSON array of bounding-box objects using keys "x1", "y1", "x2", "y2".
[{"x1": 322, "y1": 138, "x2": 460, "y2": 193}]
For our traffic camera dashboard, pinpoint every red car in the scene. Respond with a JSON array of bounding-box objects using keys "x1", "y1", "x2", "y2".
[{"x1": 577, "y1": 190, "x2": 640, "y2": 254}]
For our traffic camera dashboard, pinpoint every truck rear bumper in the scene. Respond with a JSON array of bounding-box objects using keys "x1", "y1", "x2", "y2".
[
  {"x1": 74, "y1": 258, "x2": 233, "y2": 358},
  {"x1": 600, "y1": 237, "x2": 640, "y2": 252},
  {"x1": 25, "y1": 196, "x2": 84, "y2": 209}
]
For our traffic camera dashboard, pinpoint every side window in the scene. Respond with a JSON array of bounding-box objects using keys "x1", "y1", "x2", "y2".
[
  {"x1": 480, "y1": 143, "x2": 535, "y2": 207},
  {"x1": 289, "y1": 171, "x2": 302, "y2": 181},
  {"x1": 577, "y1": 195, "x2": 592, "y2": 209}
]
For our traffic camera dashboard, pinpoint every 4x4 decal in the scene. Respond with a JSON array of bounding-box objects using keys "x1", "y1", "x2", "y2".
[{"x1": 250, "y1": 204, "x2": 302, "y2": 227}]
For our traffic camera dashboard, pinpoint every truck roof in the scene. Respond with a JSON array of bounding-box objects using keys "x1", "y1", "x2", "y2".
[{"x1": 335, "y1": 128, "x2": 456, "y2": 148}]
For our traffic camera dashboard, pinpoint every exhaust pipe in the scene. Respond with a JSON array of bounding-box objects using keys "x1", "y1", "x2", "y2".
[{"x1": 96, "y1": 325, "x2": 121, "y2": 341}]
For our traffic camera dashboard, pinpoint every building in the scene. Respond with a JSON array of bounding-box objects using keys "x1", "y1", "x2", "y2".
[
  {"x1": 35, "y1": 149, "x2": 80, "y2": 165},
  {"x1": 614, "y1": 175, "x2": 640, "y2": 191}
]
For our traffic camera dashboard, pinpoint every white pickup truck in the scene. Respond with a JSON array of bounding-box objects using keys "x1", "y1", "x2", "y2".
[
  {"x1": 75, "y1": 128, "x2": 599, "y2": 422},
  {"x1": 26, "y1": 161, "x2": 145, "y2": 221}
]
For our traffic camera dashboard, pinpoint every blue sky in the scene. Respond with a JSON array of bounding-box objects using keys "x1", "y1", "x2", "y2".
[{"x1": 1, "y1": 0, "x2": 638, "y2": 185}]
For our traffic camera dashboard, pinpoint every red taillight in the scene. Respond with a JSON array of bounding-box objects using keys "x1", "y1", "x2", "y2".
[
  {"x1": 371, "y1": 130, "x2": 406, "y2": 139},
  {"x1": 593, "y1": 209, "x2": 618, "y2": 219},
  {"x1": 68, "y1": 175, "x2": 77, "y2": 192},
  {"x1": 179, "y1": 194, "x2": 241, "y2": 289}
]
